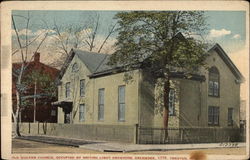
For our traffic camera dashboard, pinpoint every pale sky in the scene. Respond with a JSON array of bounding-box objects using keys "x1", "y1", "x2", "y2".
[{"x1": 12, "y1": 10, "x2": 246, "y2": 56}]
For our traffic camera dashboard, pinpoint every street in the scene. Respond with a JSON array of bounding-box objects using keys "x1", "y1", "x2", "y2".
[{"x1": 12, "y1": 139, "x2": 246, "y2": 155}]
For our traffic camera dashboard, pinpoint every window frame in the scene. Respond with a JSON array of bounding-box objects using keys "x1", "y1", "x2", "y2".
[
  {"x1": 98, "y1": 88, "x2": 105, "y2": 121},
  {"x1": 169, "y1": 88, "x2": 175, "y2": 116},
  {"x1": 208, "y1": 106, "x2": 220, "y2": 126},
  {"x1": 80, "y1": 79, "x2": 85, "y2": 97},
  {"x1": 65, "y1": 82, "x2": 70, "y2": 98},
  {"x1": 208, "y1": 67, "x2": 220, "y2": 97},
  {"x1": 118, "y1": 85, "x2": 126, "y2": 121},
  {"x1": 79, "y1": 104, "x2": 85, "y2": 122}
]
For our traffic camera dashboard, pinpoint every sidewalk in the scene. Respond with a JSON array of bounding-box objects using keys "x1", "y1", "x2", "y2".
[{"x1": 16, "y1": 135, "x2": 246, "y2": 153}]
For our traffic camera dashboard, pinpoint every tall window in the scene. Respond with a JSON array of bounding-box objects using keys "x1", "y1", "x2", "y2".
[
  {"x1": 208, "y1": 67, "x2": 219, "y2": 97},
  {"x1": 98, "y1": 88, "x2": 105, "y2": 121},
  {"x1": 79, "y1": 104, "x2": 85, "y2": 122},
  {"x1": 118, "y1": 86, "x2": 125, "y2": 121},
  {"x1": 80, "y1": 79, "x2": 85, "y2": 97},
  {"x1": 65, "y1": 82, "x2": 70, "y2": 98},
  {"x1": 169, "y1": 89, "x2": 175, "y2": 116},
  {"x1": 228, "y1": 108, "x2": 233, "y2": 126},
  {"x1": 208, "y1": 106, "x2": 219, "y2": 125}
]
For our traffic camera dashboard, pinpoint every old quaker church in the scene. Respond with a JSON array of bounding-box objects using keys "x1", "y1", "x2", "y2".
[{"x1": 52, "y1": 42, "x2": 243, "y2": 143}]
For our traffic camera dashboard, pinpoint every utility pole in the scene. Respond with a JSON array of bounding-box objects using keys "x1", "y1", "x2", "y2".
[{"x1": 33, "y1": 80, "x2": 37, "y2": 123}]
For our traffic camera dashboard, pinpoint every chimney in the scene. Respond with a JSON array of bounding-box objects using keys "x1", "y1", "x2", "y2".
[{"x1": 34, "y1": 52, "x2": 40, "y2": 62}]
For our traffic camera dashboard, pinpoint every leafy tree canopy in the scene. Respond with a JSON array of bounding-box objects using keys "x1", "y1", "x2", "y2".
[{"x1": 109, "y1": 11, "x2": 209, "y2": 76}]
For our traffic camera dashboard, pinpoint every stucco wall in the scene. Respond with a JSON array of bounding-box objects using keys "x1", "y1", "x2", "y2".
[
  {"x1": 202, "y1": 50, "x2": 241, "y2": 128},
  {"x1": 179, "y1": 79, "x2": 202, "y2": 127},
  {"x1": 91, "y1": 70, "x2": 140, "y2": 125},
  {"x1": 58, "y1": 54, "x2": 140, "y2": 126},
  {"x1": 178, "y1": 50, "x2": 240, "y2": 128}
]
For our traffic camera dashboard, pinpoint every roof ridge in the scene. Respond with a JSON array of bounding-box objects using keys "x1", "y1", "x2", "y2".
[
  {"x1": 73, "y1": 49, "x2": 107, "y2": 56},
  {"x1": 94, "y1": 54, "x2": 109, "y2": 73}
]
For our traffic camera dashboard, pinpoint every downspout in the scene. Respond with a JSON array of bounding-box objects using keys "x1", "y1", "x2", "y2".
[
  {"x1": 137, "y1": 69, "x2": 142, "y2": 143},
  {"x1": 138, "y1": 69, "x2": 141, "y2": 127},
  {"x1": 198, "y1": 81, "x2": 202, "y2": 126},
  {"x1": 92, "y1": 78, "x2": 95, "y2": 123}
]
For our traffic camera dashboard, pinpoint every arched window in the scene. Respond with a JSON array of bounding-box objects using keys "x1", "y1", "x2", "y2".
[{"x1": 208, "y1": 66, "x2": 219, "y2": 97}]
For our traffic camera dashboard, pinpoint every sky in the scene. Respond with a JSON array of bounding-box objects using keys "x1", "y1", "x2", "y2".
[{"x1": 12, "y1": 10, "x2": 246, "y2": 52}]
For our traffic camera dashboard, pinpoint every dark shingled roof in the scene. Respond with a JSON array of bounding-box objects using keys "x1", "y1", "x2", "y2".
[{"x1": 74, "y1": 49, "x2": 111, "y2": 73}]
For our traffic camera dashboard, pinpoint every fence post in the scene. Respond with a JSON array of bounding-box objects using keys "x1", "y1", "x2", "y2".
[
  {"x1": 214, "y1": 128, "x2": 216, "y2": 142},
  {"x1": 38, "y1": 122, "x2": 39, "y2": 134},
  {"x1": 28, "y1": 122, "x2": 30, "y2": 134},
  {"x1": 134, "y1": 124, "x2": 138, "y2": 144},
  {"x1": 180, "y1": 128, "x2": 183, "y2": 142}
]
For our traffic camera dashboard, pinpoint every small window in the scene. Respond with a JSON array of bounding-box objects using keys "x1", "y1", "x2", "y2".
[
  {"x1": 72, "y1": 63, "x2": 79, "y2": 72},
  {"x1": 51, "y1": 110, "x2": 56, "y2": 116},
  {"x1": 98, "y1": 88, "x2": 105, "y2": 121},
  {"x1": 169, "y1": 89, "x2": 175, "y2": 116},
  {"x1": 65, "y1": 82, "x2": 70, "y2": 98},
  {"x1": 80, "y1": 79, "x2": 85, "y2": 97},
  {"x1": 64, "y1": 113, "x2": 71, "y2": 124},
  {"x1": 208, "y1": 106, "x2": 219, "y2": 125},
  {"x1": 228, "y1": 108, "x2": 233, "y2": 126},
  {"x1": 79, "y1": 104, "x2": 85, "y2": 122},
  {"x1": 118, "y1": 86, "x2": 125, "y2": 121}
]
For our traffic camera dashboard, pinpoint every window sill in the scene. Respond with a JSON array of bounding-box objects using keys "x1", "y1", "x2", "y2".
[{"x1": 208, "y1": 95, "x2": 220, "y2": 98}]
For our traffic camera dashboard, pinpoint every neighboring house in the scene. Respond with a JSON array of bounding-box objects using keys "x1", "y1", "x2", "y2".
[
  {"x1": 12, "y1": 52, "x2": 59, "y2": 123},
  {"x1": 53, "y1": 43, "x2": 243, "y2": 143}
]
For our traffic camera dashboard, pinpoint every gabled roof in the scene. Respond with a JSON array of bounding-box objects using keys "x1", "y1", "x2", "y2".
[
  {"x1": 57, "y1": 49, "x2": 114, "y2": 81},
  {"x1": 59, "y1": 42, "x2": 244, "y2": 82},
  {"x1": 207, "y1": 43, "x2": 244, "y2": 82},
  {"x1": 74, "y1": 49, "x2": 111, "y2": 73}
]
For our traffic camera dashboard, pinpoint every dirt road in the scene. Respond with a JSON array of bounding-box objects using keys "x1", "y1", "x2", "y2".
[{"x1": 12, "y1": 139, "x2": 246, "y2": 155}]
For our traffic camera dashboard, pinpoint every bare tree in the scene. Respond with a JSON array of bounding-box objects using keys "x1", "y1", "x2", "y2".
[
  {"x1": 12, "y1": 12, "x2": 49, "y2": 137},
  {"x1": 50, "y1": 13, "x2": 117, "y2": 68}
]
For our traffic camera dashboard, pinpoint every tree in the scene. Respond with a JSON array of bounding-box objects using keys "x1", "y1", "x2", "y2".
[
  {"x1": 12, "y1": 12, "x2": 49, "y2": 137},
  {"x1": 109, "y1": 11, "x2": 208, "y2": 135},
  {"x1": 22, "y1": 70, "x2": 57, "y2": 122},
  {"x1": 50, "y1": 13, "x2": 117, "y2": 68}
]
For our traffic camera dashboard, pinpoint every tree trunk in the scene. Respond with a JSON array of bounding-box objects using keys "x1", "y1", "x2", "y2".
[
  {"x1": 163, "y1": 76, "x2": 170, "y2": 142},
  {"x1": 13, "y1": 64, "x2": 24, "y2": 137},
  {"x1": 12, "y1": 108, "x2": 21, "y2": 137}
]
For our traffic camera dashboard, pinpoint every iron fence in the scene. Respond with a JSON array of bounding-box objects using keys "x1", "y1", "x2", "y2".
[{"x1": 138, "y1": 127, "x2": 244, "y2": 144}]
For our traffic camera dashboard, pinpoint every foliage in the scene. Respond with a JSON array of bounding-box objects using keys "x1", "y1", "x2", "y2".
[
  {"x1": 109, "y1": 11, "x2": 209, "y2": 75},
  {"x1": 23, "y1": 70, "x2": 57, "y2": 98}
]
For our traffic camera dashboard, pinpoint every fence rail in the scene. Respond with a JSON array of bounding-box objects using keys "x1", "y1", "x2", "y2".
[{"x1": 138, "y1": 127, "x2": 245, "y2": 144}]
